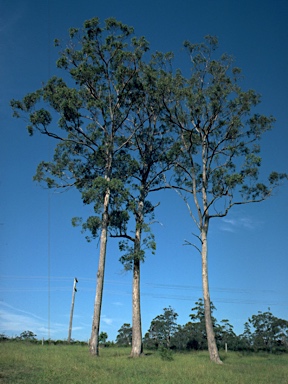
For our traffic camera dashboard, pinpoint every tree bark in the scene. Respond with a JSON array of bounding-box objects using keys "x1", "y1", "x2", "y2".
[
  {"x1": 130, "y1": 257, "x2": 143, "y2": 357},
  {"x1": 89, "y1": 189, "x2": 110, "y2": 356},
  {"x1": 130, "y1": 203, "x2": 144, "y2": 357},
  {"x1": 201, "y1": 227, "x2": 223, "y2": 364}
]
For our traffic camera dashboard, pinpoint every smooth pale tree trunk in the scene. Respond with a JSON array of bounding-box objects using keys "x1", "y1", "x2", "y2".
[
  {"x1": 89, "y1": 189, "x2": 110, "y2": 356},
  {"x1": 130, "y1": 257, "x2": 143, "y2": 357},
  {"x1": 130, "y1": 202, "x2": 144, "y2": 357},
  {"x1": 201, "y1": 227, "x2": 223, "y2": 364}
]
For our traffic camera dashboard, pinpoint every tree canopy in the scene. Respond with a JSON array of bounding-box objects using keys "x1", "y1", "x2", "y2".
[
  {"x1": 11, "y1": 18, "x2": 287, "y2": 363},
  {"x1": 159, "y1": 35, "x2": 287, "y2": 363},
  {"x1": 142, "y1": 302, "x2": 288, "y2": 354}
]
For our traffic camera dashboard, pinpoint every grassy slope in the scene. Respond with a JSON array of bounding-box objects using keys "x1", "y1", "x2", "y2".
[{"x1": 0, "y1": 343, "x2": 288, "y2": 384}]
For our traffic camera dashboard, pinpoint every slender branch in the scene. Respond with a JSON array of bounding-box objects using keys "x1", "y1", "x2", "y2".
[
  {"x1": 110, "y1": 233, "x2": 135, "y2": 242},
  {"x1": 183, "y1": 239, "x2": 202, "y2": 254},
  {"x1": 208, "y1": 194, "x2": 270, "y2": 219}
]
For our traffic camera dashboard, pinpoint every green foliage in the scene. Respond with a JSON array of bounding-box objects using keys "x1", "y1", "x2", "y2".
[
  {"x1": 0, "y1": 333, "x2": 9, "y2": 341},
  {"x1": 144, "y1": 307, "x2": 178, "y2": 349},
  {"x1": 119, "y1": 242, "x2": 145, "y2": 271},
  {"x1": 116, "y1": 323, "x2": 132, "y2": 346},
  {"x1": 118, "y1": 221, "x2": 156, "y2": 270},
  {"x1": 143, "y1": 300, "x2": 240, "y2": 353},
  {"x1": 216, "y1": 319, "x2": 238, "y2": 350},
  {"x1": 159, "y1": 346, "x2": 174, "y2": 361},
  {"x1": 114, "y1": 51, "x2": 180, "y2": 271},
  {"x1": 143, "y1": 301, "x2": 287, "y2": 354},
  {"x1": 18, "y1": 330, "x2": 37, "y2": 341},
  {"x1": 172, "y1": 298, "x2": 219, "y2": 351},
  {"x1": 244, "y1": 309, "x2": 288, "y2": 353},
  {"x1": 11, "y1": 17, "x2": 179, "y2": 271},
  {"x1": 99, "y1": 332, "x2": 108, "y2": 346},
  {"x1": 159, "y1": 35, "x2": 287, "y2": 363},
  {"x1": 11, "y1": 20, "x2": 287, "y2": 361},
  {"x1": 11, "y1": 17, "x2": 151, "y2": 243},
  {"x1": 163, "y1": 35, "x2": 287, "y2": 223}
]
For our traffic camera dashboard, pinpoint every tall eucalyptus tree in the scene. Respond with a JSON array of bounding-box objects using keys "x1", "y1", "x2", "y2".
[
  {"x1": 107, "y1": 55, "x2": 178, "y2": 357},
  {"x1": 11, "y1": 17, "x2": 149, "y2": 356},
  {"x1": 163, "y1": 36, "x2": 287, "y2": 363}
]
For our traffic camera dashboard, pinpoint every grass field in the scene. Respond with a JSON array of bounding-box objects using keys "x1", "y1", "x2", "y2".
[{"x1": 0, "y1": 342, "x2": 288, "y2": 383}]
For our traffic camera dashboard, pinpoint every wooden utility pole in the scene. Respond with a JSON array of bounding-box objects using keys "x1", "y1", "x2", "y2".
[{"x1": 68, "y1": 277, "x2": 78, "y2": 342}]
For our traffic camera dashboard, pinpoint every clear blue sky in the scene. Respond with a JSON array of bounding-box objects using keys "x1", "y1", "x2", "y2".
[{"x1": 1, "y1": 0, "x2": 287, "y2": 342}]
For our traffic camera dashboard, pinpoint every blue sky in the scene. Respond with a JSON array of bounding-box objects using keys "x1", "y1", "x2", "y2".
[{"x1": 1, "y1": 0, "x2": 287, "y2": 342}]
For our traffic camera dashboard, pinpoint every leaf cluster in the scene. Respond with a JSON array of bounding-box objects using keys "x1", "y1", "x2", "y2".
[
  {"x1": 11, "y1": 21, "x2": 287, "y2": 270},
  {"x1": 161, "y1": 36, "x2": 287, "y2": 226},
  {"x1": 143, "y1": 300, "x2": 288, "y2": 353}
]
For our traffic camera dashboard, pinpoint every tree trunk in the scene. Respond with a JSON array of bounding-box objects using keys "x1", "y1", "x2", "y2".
[
  {"x1": 130, "y1": 207, "x2": 143, "y2": 357},
  {"x1": 89, "y1": 189, "x2": 110, "y2": 356},
  {"x1": 201, "y1": 228, "x2": 223, "y2": 364},
  {"x1": 130, "y1": 257, "x2": 143, "y2": 357}
]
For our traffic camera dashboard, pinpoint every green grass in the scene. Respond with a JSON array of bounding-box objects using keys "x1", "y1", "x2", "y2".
[{"x1": 1, "y1": 343, "x2": 288, "y2": 383}]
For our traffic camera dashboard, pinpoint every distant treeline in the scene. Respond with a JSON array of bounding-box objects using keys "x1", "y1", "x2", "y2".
[
  {"x1": 116, "y1": 300, "x2": 288, "y2": 354},
  {"x1": 2, "y1": 300, "x2": 287, "y2": 354}
]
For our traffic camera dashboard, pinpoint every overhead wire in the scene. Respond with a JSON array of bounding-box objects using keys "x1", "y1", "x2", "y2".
[
  {"x1": 1, "y1": 275, "x2": 287, "y2": 307},
  {"x1": 0, "y1": 275, "x2": 284, "y2": 294}
]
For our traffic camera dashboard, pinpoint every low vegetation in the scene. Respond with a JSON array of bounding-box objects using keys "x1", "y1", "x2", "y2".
[
  {"x1": 117, "y1": 302, "x2": 288, "y2": 354},
  {"x1": 0, "y1": 342, "x2": 287, "y2": 384}
]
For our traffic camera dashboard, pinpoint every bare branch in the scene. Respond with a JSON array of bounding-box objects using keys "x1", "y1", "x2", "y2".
[{"x1": 183, "y1": 239, "x2": 202, "y2": 255}]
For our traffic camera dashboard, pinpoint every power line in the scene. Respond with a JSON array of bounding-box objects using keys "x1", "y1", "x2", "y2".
[
  {"x1": 0, "y1": 275, "x2": 285, "y2": 295},
  {"x1": 1, "y1": 273, "x2": 286, "y2": 310}
]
